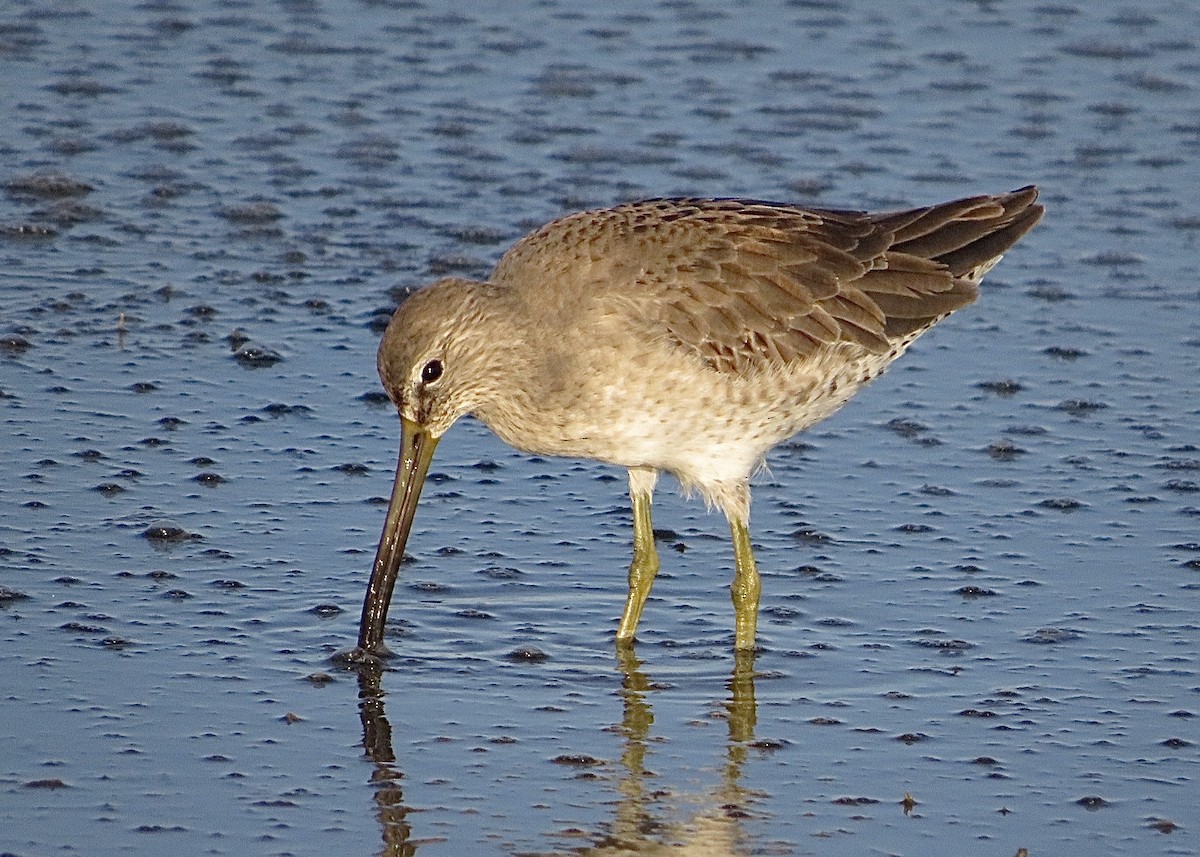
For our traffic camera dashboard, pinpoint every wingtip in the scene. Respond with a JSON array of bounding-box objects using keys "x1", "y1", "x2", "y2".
[
  {"x1": 998, "y1": 185, "x2": 1045, "y2": 236},
  {"x1": 1006, "y1": 184, "x2": 1043, "y2": 213}
]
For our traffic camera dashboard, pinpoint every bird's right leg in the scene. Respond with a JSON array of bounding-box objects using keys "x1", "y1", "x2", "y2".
[
  {"x1": 729, "y1": 517, "x2": 761, "y2": 650},
  {"x1": 616, "y1": 467, "x2": 660, "y2": 646}
]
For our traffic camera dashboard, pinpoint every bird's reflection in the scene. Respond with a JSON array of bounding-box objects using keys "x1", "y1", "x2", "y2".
[
  {"x1": 352, "y1": 648, "x2": 762, "y2": 856},
  {"x1": 356, "y1": 667, "x2": 417, "y2": 857},
  {"x1": 572, "y1": 646, "x2": 760, "y2": 856}
]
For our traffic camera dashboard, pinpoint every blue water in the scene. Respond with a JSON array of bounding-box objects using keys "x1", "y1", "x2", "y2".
[{"x1": 2, "y1": 0, "x2": 1198, "y2": 854}]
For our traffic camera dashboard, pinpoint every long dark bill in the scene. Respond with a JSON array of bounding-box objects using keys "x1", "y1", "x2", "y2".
[{"x1": 357, "y1": 417, "x2": 439, "y2": 653}]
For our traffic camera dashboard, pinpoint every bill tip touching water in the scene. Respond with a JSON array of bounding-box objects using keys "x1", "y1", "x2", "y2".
[{"x1": 338, "y1": 186, "x2": 1043, "y2": 664}]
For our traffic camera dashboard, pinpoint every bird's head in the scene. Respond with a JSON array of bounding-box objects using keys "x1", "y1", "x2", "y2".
[
  {"x1": 356, "y1": 277, "x2": 500, "y2": 657},
  {"x1": 376, "y1": 277, "x2": 502, "y2": 438}
]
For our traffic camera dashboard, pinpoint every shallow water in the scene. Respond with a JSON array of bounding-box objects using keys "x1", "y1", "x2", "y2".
[{"x1": 2, "y1": 0, "x2": 1198, "y2": 854}]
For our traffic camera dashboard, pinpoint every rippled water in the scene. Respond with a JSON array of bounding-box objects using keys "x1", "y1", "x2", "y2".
[{"x1": 2, "y1": 0, "x2": 1198, "y2": 854}]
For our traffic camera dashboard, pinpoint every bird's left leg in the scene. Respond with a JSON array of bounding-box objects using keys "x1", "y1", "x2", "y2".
[
  {"x1": 729, "y1": 515, "x2": 761, "y2": 651},
  {"x1": 616, "y1": 467, "x2": 660, "y2": 646}
]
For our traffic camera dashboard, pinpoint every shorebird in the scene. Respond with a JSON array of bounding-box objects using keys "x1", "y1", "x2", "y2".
[{"x1": 351, "y1": 187, "x2": 1042, "y2": 657}]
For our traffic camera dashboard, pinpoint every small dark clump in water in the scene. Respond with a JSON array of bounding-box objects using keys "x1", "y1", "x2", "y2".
[
  {"x1": 506, "y1": 646, "x2": 549, "y2": 663},
  {"x1": 0, "y1": 585, "x2": 31, "y2": 603},
  {"x1": 978, "y1": 378, "x2": 1021, "y2": 395},
  {"x1": 987, "y1": 440, "x2": 1025, "y2": 461},
  {"x1": 23, "y1": 778, "x2": 70, "y2": 789},
  {"x1": 1037, "y1": 498, "x2": 1085, "y2": 511},
  {"x1": 233, "y1": 342, "x2": 283, "y2": 367},
  {"x1": 1, "y1": 334, "x2": 33, "y2": 354},
  {"x1": 551, "y1": 753, "x2": 601, "y2": 766},
  {"x1": 142, "y1": 525, "x2": 196, "y2": 543}
]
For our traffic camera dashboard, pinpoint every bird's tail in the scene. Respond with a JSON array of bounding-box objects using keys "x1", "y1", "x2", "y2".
[
  {"x1": 863, "y1": 186, "x2": 1044, "y2": 339},
  {"x1": 881, "y1": 185, "x2": 1044, "y2": 280}
]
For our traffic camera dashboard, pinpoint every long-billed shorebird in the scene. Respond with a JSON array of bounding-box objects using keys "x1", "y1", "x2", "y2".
[{"x1": 350, "y1": 187, "x2": 1042, "y2": 658}]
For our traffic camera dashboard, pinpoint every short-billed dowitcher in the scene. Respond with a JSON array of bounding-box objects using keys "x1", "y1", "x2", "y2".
[{"x1": 352, "y1": 187, "x2": 1042, "y2": 657}]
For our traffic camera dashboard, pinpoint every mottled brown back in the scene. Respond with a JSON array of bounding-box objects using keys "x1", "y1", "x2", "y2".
[{"x1": 494, "y1": 187, "x2": 1043, "y2": 375}]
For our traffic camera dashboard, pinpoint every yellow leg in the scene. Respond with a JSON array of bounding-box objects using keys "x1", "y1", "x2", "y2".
[
  {"x1": 616, "y1": 470, "x2": 660, "y2": 645},
  {"x1": 730, "y1": 519, "x2": 761, "y2": 650}
]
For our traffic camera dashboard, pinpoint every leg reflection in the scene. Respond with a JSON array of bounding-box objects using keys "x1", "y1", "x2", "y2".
[
  {"x1": 611, "y1": 645, "x2": 657, "y2": 846},
  {"x1": 727, "y1": 648, "x2": 758, "y2": 744},
  {"x1": 720, "y1": 648, "x2": 757, "y2": 829},
  {"x1": 576, "y1": 647, "x2": 762, "y2": 855}
]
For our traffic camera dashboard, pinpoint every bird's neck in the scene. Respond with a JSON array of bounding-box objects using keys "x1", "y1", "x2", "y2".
[{"x1": 460, "y1": 290, "x2": 538, "y2": 440}]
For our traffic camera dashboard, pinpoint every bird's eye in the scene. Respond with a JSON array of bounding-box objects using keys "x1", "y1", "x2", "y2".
[{"x1": 420, "y1": 359, "x2": 444, "y2": 384}]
